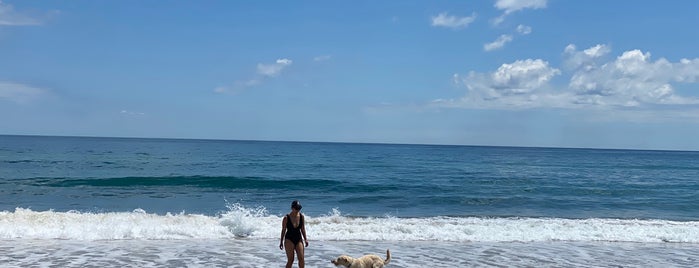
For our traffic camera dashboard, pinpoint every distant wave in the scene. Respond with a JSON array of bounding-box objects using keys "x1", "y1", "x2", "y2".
[
  {"x1": 2, "y1": 159, "x2": 39, "y2": 164},
  {"x1": 2, "y1": 205, "x2": 698, "y2": 243},
  {"x1": 22, "y1": 176, "x2": 341, "y2": 189}
]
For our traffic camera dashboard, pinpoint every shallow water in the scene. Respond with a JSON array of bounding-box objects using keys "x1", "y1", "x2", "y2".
[{"x1": 1, "y1": 239, "x2": 697, "y2": 267}]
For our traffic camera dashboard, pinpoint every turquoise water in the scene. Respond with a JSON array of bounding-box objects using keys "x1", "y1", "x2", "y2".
[
  {"x1": 1, "y1": 135, "x2": 699, "y2": 267},
  {"x1": 2, "y1": 135, "x2": 698, "y2": 219}
]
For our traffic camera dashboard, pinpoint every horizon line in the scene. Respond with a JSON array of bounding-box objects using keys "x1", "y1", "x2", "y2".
[{"x1": 2, "y1": 133, "x2": 697, "y2": 153}]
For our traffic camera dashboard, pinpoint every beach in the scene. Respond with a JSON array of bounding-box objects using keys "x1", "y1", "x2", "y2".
[{"x1": 2, "y1": 239, "x2": 698, "y2": 267}]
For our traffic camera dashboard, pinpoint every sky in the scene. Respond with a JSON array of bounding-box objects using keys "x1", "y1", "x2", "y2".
[{"x1": 1, "y1": 0, "x2": 699, "y2": 150}]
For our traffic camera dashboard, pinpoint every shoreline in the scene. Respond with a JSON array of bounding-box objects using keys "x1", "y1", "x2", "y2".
[{"x1": 1, "y1": 239, "x2": 697, "y2": 267}]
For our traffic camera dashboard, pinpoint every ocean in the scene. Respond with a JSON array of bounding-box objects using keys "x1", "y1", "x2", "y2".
[{"x1": 1, "y1": 135, "x2": 698, "y2": 267}]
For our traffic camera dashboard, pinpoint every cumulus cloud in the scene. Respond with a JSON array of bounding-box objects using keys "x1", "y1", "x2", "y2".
[
  {"x1": 0, "y1": 81, "x2": 47, "y2": 103},
  {"x1": 443, "y1": 44, "x2": 699, "y2": 111},
  {"x1": 215, "y1": 58, "x2": 293, "y2": 94},
  {"x1": 431, "y1": 12, "x2": 477, "y2": 29},
  {"x1": 492, "y1": 0, "x2": 548, "y2": 25},
  {"x1": 0, "y1": 1, "x2": 42, "y2": 26},
  {"x1": 484, "y1": 34, "x2": 513, "y2": 51},
  {"x1": 568, "y1": 47, "x2": 699, "y2": 107},
  {"x1": 491, "y1": 59, "x2": 561, "y2": 91},
  {"x1": 446, "y1": 59, "x2": 562, "y2": 108},
  {"x1": 563, "y1": 44, "x2": 611, "y2": 70}
]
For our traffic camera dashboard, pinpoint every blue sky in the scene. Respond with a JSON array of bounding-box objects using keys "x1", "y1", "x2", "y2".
[{"x1": 1, "y1": 0, "x2": 699, "y2": 150}]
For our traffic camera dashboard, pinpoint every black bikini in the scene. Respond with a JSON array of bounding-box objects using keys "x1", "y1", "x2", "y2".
[{"x1": 284, "y1": 214, "x2": 304, "y2": 246}]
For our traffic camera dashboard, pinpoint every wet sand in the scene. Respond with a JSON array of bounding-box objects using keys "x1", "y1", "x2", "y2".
[{"x1": 1, "y1": 239, "x2": 697, "y2": 267}]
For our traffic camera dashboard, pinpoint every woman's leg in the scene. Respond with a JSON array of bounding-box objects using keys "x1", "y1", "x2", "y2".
[
  {"x1": 294, "y1": 242, "x2": 305, "y2": 268},
  {"x1": 284, "y1": 239, "x2": 295, "y2": 268}
]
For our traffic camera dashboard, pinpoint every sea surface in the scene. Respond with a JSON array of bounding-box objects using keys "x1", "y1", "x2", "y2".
[{"x1": 1, "y1": 135, "x2": 698, "y2": 267}]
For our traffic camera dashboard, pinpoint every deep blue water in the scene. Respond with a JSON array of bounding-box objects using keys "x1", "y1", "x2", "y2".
[{"x1": 1, "y1": 135, "x2": 698, "y2": 220}]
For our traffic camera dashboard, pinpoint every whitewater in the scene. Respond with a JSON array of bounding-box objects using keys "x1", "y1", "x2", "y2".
[
  {"x1": 2, "y1": 206, "x2": 699, "y2": 243},
  {"x1": 2, "y1": 206, "x2": 699, "y2": 267}
]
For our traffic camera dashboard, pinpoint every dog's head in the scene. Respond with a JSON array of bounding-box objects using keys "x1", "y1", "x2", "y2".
[{"x1": 331, "y1": 255, "x2": 353, "y2": 266}]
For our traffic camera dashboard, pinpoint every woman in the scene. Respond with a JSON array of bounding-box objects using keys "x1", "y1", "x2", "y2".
[{"x1": 279, "y1": 200, "x2": 309, "y2": 268}]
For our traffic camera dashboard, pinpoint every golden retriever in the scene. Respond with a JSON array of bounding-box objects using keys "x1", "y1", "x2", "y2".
[{"x1": 331, "y1": 249, "x2": 391, "y2": 268}]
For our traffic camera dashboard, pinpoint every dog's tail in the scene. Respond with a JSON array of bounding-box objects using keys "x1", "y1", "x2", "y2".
[{"x1": 384, "y1": 249, "x2": 391, "y2": 264}]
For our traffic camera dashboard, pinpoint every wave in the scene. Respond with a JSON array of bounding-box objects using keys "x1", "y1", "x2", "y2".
[
  {"x1": 2, "y1": 205, "x2": 699, "y2": 243},
  {"x1": 22, "y1": 176, "x2": 341, "y2": 189}
]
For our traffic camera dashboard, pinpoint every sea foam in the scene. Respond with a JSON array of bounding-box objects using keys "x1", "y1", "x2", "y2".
[{"x1": 2, "y1": 205, "x2": 698, "y2": 243}]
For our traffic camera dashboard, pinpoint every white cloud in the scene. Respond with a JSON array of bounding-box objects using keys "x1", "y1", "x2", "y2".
[
  {"x1": 0, "y1": 81, "x2": 47, "y2": 103},
  {"x1": 568, "y1": 47, "x2": 699, "y2": 107},
  {"x1": 313, "y1": 55, "x2": 332, "y2": 62},
  {"x1": 563, "y1": 44, "x2": 611, "y2": 69},
  {"x1": 484, "y1": 34, "x2": 513, "y2": 51},
  {"x1": 492, "y1": 0, "x2": 548, "y2": 25},
  {"x1": 677, "y1": 58, "x2": 699, "y2": 83},
  {"x1": 215, "y1": 58, "x2": 293, "y2": 94},
  {"x1": 452, "y1": 73, "x2": 461, "y2": 85},
  {"x1": 0, "y1": 1, "x2": 41, "y2": 26},
  {"x1": 491, "y1": 16, "x2": 507, "y2": 26},
  {"x1": 431, "y1": 12, "x2": 477, "y2": 29},
  {"x1": 495, "y1": 0, "x2": 548, "y2": 14},
  {"x1": 483, "y1": 25, "x2": 532, "y2": 52},
  {"x1": 583, "y1": 44, "x2": 609, "y2": 58},
  {"x1": 120, "y1": 110, "x2": 145, "y2": 116},
  {"x1": 516, "y1": 24, "x2": 532, "y2": 35},
  {"x1": 446, "y1": 59, "x2": 561, "y2": 108},
  {"x1": 490, "y1": 59, "x2": 561, "y2": 94},
  {"x1": 257, "y1": 58, "x2": 292, "y2": 77},
  {"x1": 442, "y1": 44, "x2": 699, "y2": 111},
  {"x1": 213, "y1": 86, "x2": 228, "y2": 94}
]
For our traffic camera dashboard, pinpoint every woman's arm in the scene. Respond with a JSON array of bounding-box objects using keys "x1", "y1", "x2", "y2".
[
  {"x1": 301, "y1": 214, "x2": 309, "y2": 247},
  {"x1": 279, "y1": 216, "x2": 287, "y2": 250}
]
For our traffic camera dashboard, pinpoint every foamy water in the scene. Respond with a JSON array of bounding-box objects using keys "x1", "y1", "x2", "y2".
[
  {"x1": 1, "y1": 239, "x2": 697, "y2": 267},
  {"x1": 2, "y1": 205, "x2": 699, "y2": 243}
]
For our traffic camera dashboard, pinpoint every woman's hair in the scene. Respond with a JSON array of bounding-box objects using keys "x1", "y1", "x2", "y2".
[{"x1": 291, "y1": 200, "x2": 302, "y2": 210}]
